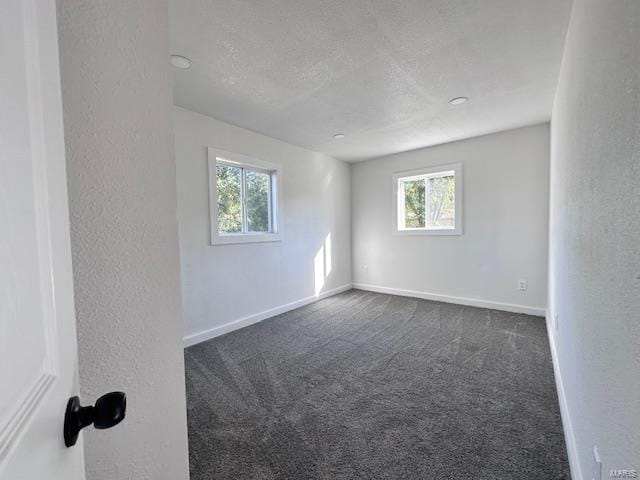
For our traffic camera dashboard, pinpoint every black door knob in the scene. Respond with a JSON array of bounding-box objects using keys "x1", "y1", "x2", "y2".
[{"x1": 64, "y1": 392, "x2": 126, "y2": 447}]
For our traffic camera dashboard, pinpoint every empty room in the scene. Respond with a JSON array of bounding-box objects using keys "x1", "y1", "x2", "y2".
[{"x1": 2, "y1": 1, "x2": 639, "y2": 480}]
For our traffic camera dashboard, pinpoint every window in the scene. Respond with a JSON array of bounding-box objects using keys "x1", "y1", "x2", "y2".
[
  {"x1": 393, "y1": 163, "x2": 462, "y2": 235},
  {"x1": 208, "y1": 148, "x2": 282, "y2": 244}
]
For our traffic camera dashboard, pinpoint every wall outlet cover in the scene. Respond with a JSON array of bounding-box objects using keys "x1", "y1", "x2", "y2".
[{"x1": 593, "y1": 445, "x2": 602, "y2": 480}]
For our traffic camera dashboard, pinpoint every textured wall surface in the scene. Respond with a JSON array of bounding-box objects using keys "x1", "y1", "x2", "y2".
[
  {"x1": 548, "y1": 0, "x2": 640, "y2": 477},
  {"x1": 352, "y1": 124, "x2": 550, "y2": 313},
  {"x1": 174, "y1": 106, "x2": 352, "y2": 342},
  {"x1": 57, "y1": 2, "x2": 190, "y2": 479}
]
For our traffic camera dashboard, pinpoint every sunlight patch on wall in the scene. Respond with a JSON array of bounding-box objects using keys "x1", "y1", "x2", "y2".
[
  {"x1": 314, "y1": 233, "x2": 333, "y2": 297},
  {"x1": 314, "y1": 246, "x2": 325, "y2": 297},
  {"x1": 325, "y1": 233, "x2": 332, "y2": 277}
]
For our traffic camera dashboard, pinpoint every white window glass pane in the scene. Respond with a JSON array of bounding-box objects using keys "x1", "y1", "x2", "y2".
[
  {"x1": 427, "y1": 174, "x2": 455, "y2": 228},
  {"x1": 403, "y1": 179, "x2": 425, "y2": 228},
  {"x1": 245, "y1": 170, "x2": 271, "y2": 233},
  {"x1": 216, "y1": 164, "x2": 242, "y2": 234}
]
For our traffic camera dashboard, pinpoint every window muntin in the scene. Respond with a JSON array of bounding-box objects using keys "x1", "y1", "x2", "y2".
[{"x1": 394, "y1": 164, "x2": 462, "y2": 235}]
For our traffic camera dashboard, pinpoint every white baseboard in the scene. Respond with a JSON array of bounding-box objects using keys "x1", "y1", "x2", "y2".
[
  {"x1": 352, "y1": 282, "x2": 546, "y2": 317},
  {"x1": 546, "y1": 315, "x2": 582, "y2": 480},
  {"x1": 183, "y1": 283, "x2": 353, "y2": 347}
]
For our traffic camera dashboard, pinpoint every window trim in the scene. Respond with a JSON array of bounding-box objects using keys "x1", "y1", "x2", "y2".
[
  {"x1": 208, "y1": 147, "x2": 283, "y2": 245},
  {"x1": 392, "y1": 163, "x2": 463, "y2": 236}
]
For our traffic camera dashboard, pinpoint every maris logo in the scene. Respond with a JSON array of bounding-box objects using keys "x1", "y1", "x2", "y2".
[{"x1": 610, "y1": 470, "x2": 638, "y2": 478}]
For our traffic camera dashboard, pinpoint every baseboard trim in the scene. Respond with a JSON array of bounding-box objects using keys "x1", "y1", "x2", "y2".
[
  {"x1": 183, "y1": 283, "x2": 353, "y2": 347},
  {"x1": 546, "y1": 315, "x2": 582, "y2": 480},
  {"x1": 352, "y1": 283, "x2": 546, "y2": 317}
]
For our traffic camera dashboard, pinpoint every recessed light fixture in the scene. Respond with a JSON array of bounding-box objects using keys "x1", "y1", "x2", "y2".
[
  {"x1": 170, "y1": 54, "x2": 192, "y2": 69},
  {"x1": 333, "y1": 133, "x2": 346, "y2": 139},
  {"x1": 449, "y1": 96, "x2": 469, "y2": 105}
]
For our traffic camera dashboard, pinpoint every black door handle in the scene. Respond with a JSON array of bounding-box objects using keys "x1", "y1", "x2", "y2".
[{"x1": 64, "y1": 391, "x2": 126, "y2": 447}]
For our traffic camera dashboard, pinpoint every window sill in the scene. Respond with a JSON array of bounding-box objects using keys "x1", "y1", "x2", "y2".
[
  {"x1": 393, "y1": 228, "x2": 462, "y2": 236},
  {"x1": 211, "y1": 232, "x2": 282, "y2": 245}
]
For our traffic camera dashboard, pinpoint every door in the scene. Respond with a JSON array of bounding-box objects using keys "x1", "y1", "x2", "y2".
[{"x1": 0, "y1": 0, "x2": 85, "y2": 478}]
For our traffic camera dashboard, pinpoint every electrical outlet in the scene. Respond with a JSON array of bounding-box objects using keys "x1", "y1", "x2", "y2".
[
  {"x1": 593, "y1": 445, "x2": 602, "y2": 480},
  {"x1": 518, "y1": 279, "x2": 528, "y2": 291}
]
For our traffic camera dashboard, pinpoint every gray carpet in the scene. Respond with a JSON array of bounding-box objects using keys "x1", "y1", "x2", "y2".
[{"x1": 185, "y1": 289, "x2": 570, "y2": 480}]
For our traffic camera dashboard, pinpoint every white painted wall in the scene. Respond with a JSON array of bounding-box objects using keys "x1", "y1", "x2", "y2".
[
  {"x1": 57, "y1": 2, "x2": 190, "y2": 479},
  {"x1": 352, "y1": 124, "x2": 550, "y2": 315},
  {"x1": 174, "y1": 107, "x2": 352, "y2": 344},
  {"x1": 548, "y1": 0, "x2": 640, "y2": 478}
]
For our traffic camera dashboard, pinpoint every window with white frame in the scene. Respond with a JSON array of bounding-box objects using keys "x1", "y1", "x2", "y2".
[
  {"x1": 393, "y1": 163, "x2": 462, "y2": 235},
  {"x1": 208, "y1": 148, "x2": 282, "y2": 244}
]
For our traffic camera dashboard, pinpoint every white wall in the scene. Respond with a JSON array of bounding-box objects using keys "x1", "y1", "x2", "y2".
[
  {"x1": 352, "y1": 124, "x2": 550, "y2": 314},
  {"x1": 57, "y1": 2, "x2": 190, "y2": 479},
  {"x1": 548, "y1": 0, "x2": 640, "y2": 478},
  {"x1": 174, "y1": 107, "x2": 352, "y2": 344}
]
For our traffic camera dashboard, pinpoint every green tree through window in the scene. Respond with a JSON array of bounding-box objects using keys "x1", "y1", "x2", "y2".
[
  {"x1": 398, "y1": 171, "x2": 456, "y2": 230},
  {"x1": 404, "y1": 179, "x2": 425, "y2": 228},
  {"x1": 245, "y1": 170, "x2": 270, "y2": 232},
  {"x1": 427, "y1": 175, "x2": 455, "y2": 227},
  {"x1": 216, "y1": 164, "x2": 242, "y2": 234},
  {"x1": 216, "y1": 162, "x2": 274, "y2": 235}
]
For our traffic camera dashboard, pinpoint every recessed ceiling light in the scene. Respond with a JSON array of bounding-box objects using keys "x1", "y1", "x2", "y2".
[
  {"x1": 170, "y1": 54, "x2": 192, "y2": 69},
  {"x1": 449, "y1": 96, "x2": 469, "y2": 105},
  {"x1": 333, "y1": 133, "x2": 345, "y2": 139}
]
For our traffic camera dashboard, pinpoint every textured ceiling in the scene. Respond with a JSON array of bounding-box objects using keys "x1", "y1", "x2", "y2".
[{"x1": 169, "y1": 0, "x2": 572, "y2": 161}]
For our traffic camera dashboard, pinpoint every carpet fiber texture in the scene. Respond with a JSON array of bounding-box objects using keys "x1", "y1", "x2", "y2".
[{"x1": 185, "y1": 290, "x2": 570, "y2": 479}]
